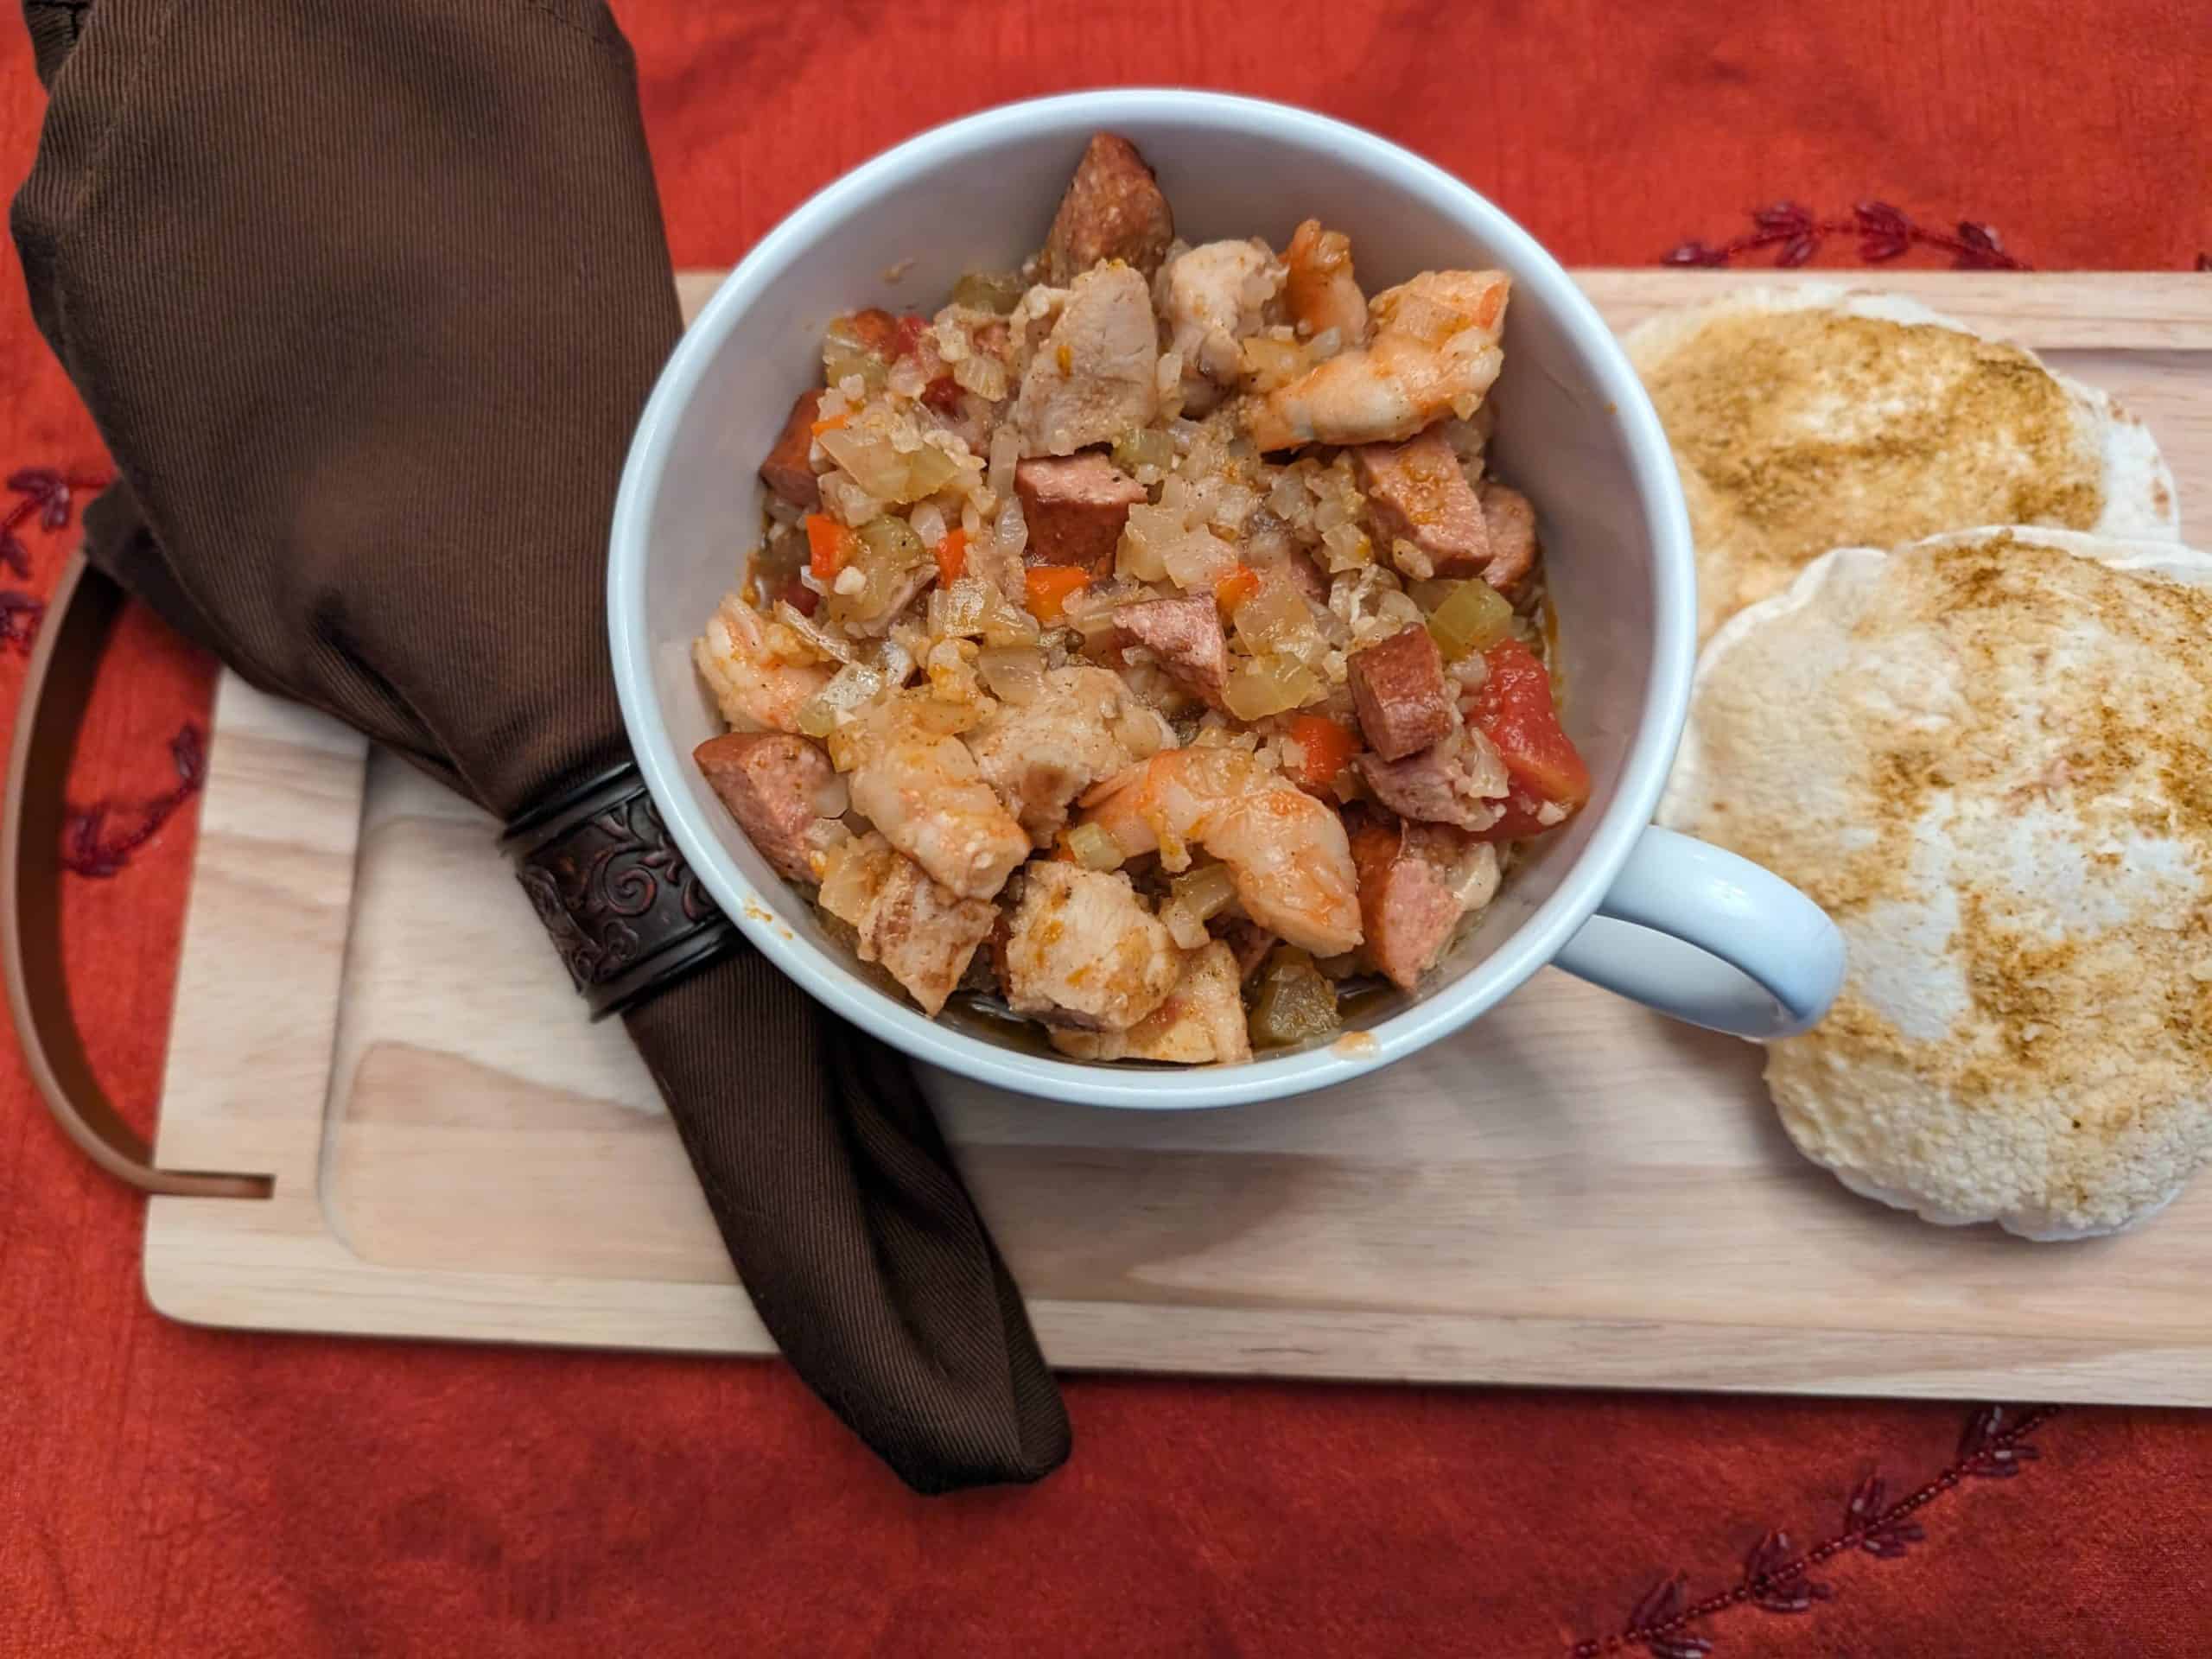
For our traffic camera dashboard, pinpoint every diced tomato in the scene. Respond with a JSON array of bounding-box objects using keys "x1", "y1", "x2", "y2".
[
  {"x1": 921, "y1": 377, "x2": 964, "y2": 412},
  {"x1": 892, "y1": 312, "x2": 931, "y2": 359},
  {"x1": 1465, "y1": 640, "x2": 1591, "y2": 833},
  {"x1": 1024, "y1": 563, "x2": 1091, "y2": 622},
  {"x1": 1474, "y1": 784, "x2": 1557, "y2": 844},
  {"x1": 1214, "y1": 563, "x2": 1262, "y2": 615},
  {"x1": 933, "y1": 529, "x2": 969, "y2": 587},
  {"x1": 1287, "y1": 714, "x2": 1359, "y2": 789},
  {"x1": 805, "y1": 513, "x2": 855, "y2": 582},
  {"x1": 846, "y1": 308, "x2": 903, "y2": 359}
]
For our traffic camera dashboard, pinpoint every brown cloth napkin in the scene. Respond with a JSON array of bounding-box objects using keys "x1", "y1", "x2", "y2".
[{"x1": 12, "y1": 0, "x2": 1068, "y2": 1492}]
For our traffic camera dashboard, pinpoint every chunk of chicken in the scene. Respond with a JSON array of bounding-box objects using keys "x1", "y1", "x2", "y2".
[
  {"x1": 1347, "y1": 810, "x2": 1501, "y2": 989},
  {"x1": 1002, "y1": 861, "x2": 1180, "y2": 1032},
  {"x1": 1246, "y1": 269, "x2": 1510, "y2": 451},
  {"x1": 1078, "y1": 746, "x2": 1362, "y2": 956},
  {"x1": 1012, "y1": 264, "x2": 1160, "y2": 456},
  {"x1": 1052, "y1": 940, "x2": 1252, "y2": 1064},
  {"x1": 1042, "y1": 133, "x2": 1176, "y2": 285},
  {"x1": 694, "y1": 594, "x2": 835, "y2": 734},
  {"x1": 964, "y1": 664, "x2": 1174, "y2": 843},
  {"x1": 830, "y1": 692, "x2": 1030, "y2": 900},
  {"x1": 693, "y1": 732, "x2": 849, "y2": 883},
  {"x1": 817, "y1": 832, "x2": 997, "y2": 1016},
  {"x1": 1283, "y1": 219, "x2": 1369, "y2": 346},
  {"x1": 1161, "y1": 238, "x2": 1281, "y2": 412}
]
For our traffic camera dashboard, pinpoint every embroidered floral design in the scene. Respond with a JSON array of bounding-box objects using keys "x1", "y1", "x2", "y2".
[
  {"x1": 0, "y1": 466, "x2": 105, "y2": 654},
  {"x1": 1663, "y1": 201, "x2": 2028, "y2": 270},
  {"x1": 1571, "y1": 1404, "x2": 2059, "y2": 1656},
  {"x1": 61, "y1": 723, "x2": 207, "y2": 878},
  {"x1": 0, "y1": 590, "x2": 45, "y2": 654}
]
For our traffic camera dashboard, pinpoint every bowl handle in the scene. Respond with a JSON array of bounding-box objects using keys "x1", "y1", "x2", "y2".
[{"x1": 1550, "y1": 824, "x2": 1845, "y2": 1040}]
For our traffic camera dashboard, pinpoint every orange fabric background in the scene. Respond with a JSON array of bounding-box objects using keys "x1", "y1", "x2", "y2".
[{"x1": 3, "y1": 3, "x2": 2209, "y2": 1654}]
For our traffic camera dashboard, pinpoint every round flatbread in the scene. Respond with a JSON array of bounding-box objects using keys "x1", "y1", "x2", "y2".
[
  {"x1": 1626, "y1": 284, "x2": 2181, "y2": 644},
  {"x1": 1658, "y1": 526, "x2": 2212, "y2": 1239}
]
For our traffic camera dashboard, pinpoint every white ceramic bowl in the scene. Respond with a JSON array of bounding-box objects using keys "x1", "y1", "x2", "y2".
[{"x1": 610, "y1": 90, "x2": 1844, "y2": 1109}]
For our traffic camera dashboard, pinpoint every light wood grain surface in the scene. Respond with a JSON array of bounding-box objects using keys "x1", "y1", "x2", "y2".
[{"x1": 146, "y1": 275, "x2": 2212, "y2": 1402}]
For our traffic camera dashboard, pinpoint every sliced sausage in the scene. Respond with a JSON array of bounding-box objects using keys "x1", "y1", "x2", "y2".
[
  {"x1": 760, "y1": 390, "x2": 824, "y2": 512},
  {"x1": 1116, "y1": 594, "x2": 1229, "y2": 707},
  {"x1": 694, "y1": 730, "x2": 849, "y2": 883},
  {"x1": 1042, "y1": 132, "x2": 1175, "y2": 285},
  {"x1": 1347, "y1": 809, "x2": 1501, "y2": 990},
  {"x1": 1014, "y1": 454, "x2": 1147, "y2": 575},
  {"x1": 1357, "y1": 723, "x2": 1510, "y2": 831},
  {"x1": 1346, "y1": 624, "x2": 1453, "y2": 761},
  {"x1": 1478, "y1": 481, "x2": 1540, "y2": 594},
  {"x1": 1356, "y1": 429, "x2": 1490, "y2": 578}
]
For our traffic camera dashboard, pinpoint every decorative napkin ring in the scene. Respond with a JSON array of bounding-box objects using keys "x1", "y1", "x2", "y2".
[{"x1": 501, "y1": 760, "x2": 741, "y2": 1020}]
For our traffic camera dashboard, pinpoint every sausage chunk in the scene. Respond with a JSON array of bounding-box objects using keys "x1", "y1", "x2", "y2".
[
  {"x1": 1042, "y1": 133, "x2": 1175, "y2": 285},
  {"x1": 760, "y1": 390, "x2": 823, "y2": 512},
  {"x1": 1347, "y1": 810, "x2": 1501, "y2": 990},
  {"x1": 1014, "y1": 454, "x2": 1147, "y2": 575},
  {"x1": 1116, "y1": 594, "x2": 1229, "y2": 707},
  {"x1": 1357, "y1": 723, "x2": 1510, "y2": 831},
  {"x1": 1346, "y1": 624, "x2": 1453, "y2": 761},
  {"x1": 1356, "y1": 429, "x2": 1489, "y2": 579},
  {"x1": 693, "y1": 731, "x2": 849, "y2": 883},
  {"x1": 1478, "y1": 481, "x2": 1540, "y2": 595}
]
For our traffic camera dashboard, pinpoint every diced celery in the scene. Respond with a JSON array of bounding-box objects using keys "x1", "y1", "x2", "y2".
[{"x1": 1425, "y1": 578, "x2": 1514, "y2": 659}]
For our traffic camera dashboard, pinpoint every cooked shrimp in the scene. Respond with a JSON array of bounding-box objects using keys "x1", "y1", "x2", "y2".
[
  {"x1": 1077, "y1": 746, "x2": 1362, "y2": 955},
  {"x1": 1283, "y1": 219, "x2": 1369, "y2": 346},
  {"x1": 831, "y1": 693, "x2": 1030, "y2": 900},
  {"x1": 694, "y1": 593, "x2": 835, "y2": 734},
  {"x1": 1246, "y1": 269, "x2": 1510, "y2": 451}
]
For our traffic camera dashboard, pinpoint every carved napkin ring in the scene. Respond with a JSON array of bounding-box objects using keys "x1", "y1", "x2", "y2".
[{"x1": 501, "y1": 761, "x2": 740, "y2": 1020}]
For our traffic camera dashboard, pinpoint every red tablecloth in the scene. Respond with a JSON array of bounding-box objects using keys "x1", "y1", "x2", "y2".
[{"x1": 4, "y1": 3, "x2": 2209, "y2": 1654}]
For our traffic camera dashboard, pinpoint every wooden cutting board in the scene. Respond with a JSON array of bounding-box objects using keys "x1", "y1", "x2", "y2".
[{"x1": 143, "y1": 270, "x2": 2212, "y2": 1402}]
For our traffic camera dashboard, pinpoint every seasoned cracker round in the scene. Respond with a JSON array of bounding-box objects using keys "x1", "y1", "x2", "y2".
[
  {"x1": 1626, "y1": 285, "x2": 2180, "y2": 644},
  {"x1": 1660, "y1": 527, "x2": 2212, "y2": 1238}
]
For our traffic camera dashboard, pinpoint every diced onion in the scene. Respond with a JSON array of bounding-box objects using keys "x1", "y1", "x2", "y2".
[
  {"x1": 988, "y1": 425, "x2": 1021, "y2": 500},
  {"x1": 1162, "y1": 527, "x2": 1237, "y2": 592},
  {"x1": 909, "y1": 501, "x2": 947, "y2": 550},
  {"x1": 1160, "y1": 901, "x2": 1211, "y2": 950},
  {"x1": 1222, "y1": 655, "x2": 1323, "y2": 721},
  {"x1": 797, "y1": 662, "x2": 887, "y2": 737},
  {"x1": 976, "y1": 645, "x2": 1046, "y2": 705}
]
